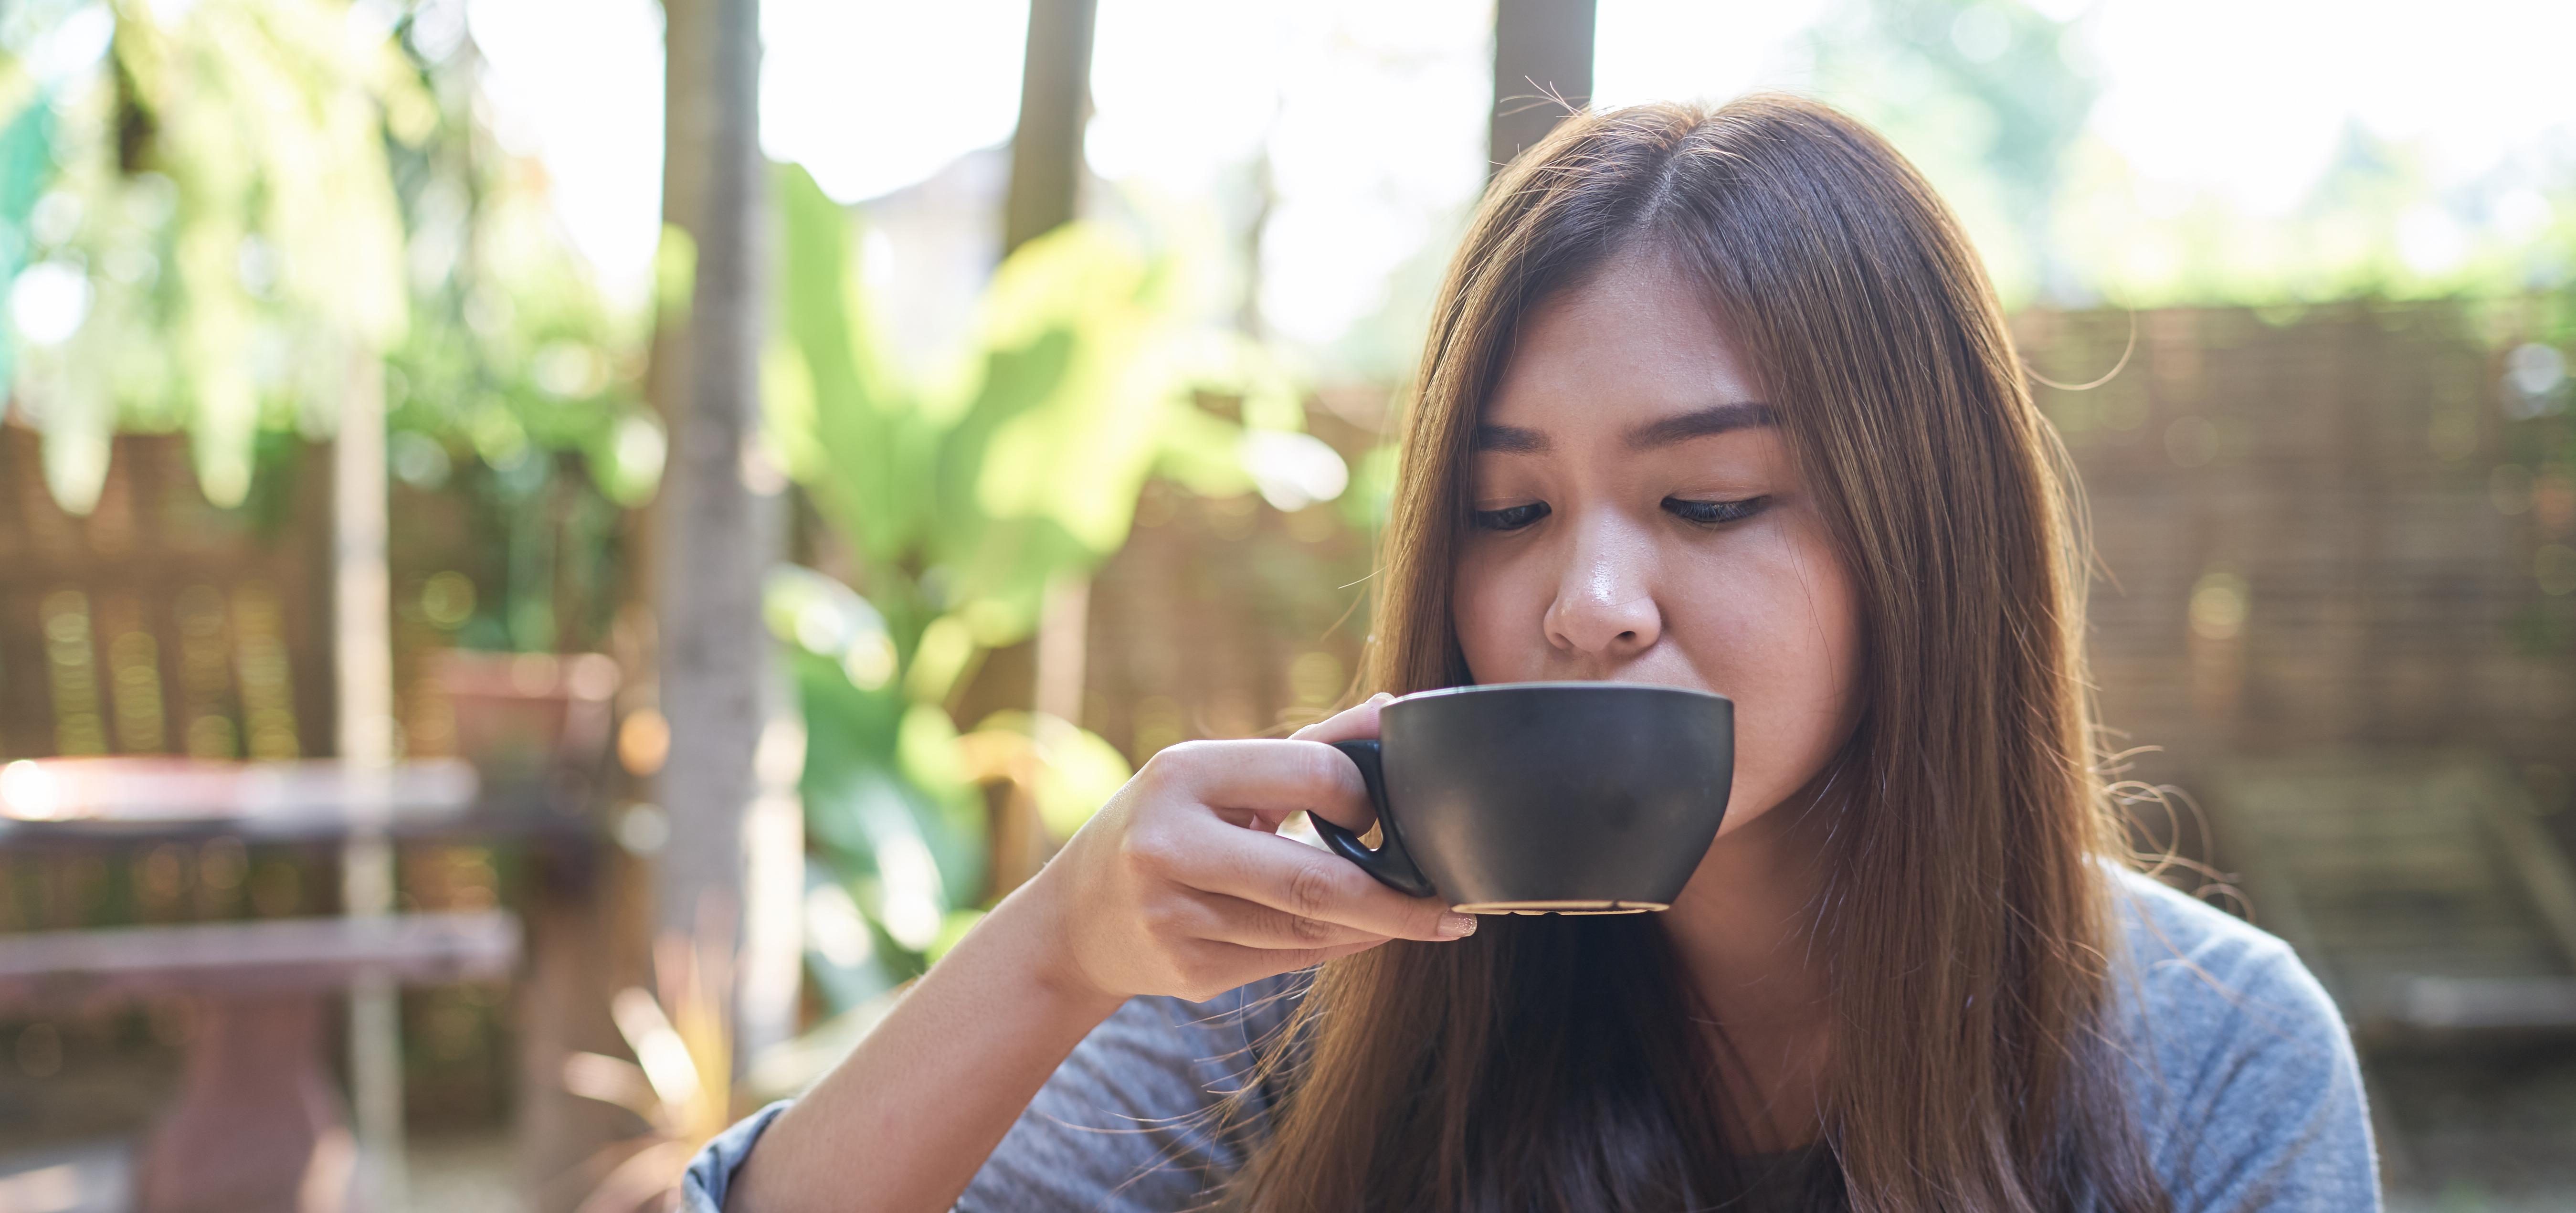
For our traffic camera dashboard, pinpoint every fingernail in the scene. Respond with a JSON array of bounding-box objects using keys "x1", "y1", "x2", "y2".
[
  {"x1": 1438, "y1": 914, "x2": 1477, "y2": 939},
  {"x1": 1371, "y1": 692, "x2": 1394, "y2": 705}
]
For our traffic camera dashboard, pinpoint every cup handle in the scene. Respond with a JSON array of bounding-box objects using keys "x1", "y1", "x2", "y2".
[{"x1": 1318, "y1": 740, "x2": 1437, "y2": 899}]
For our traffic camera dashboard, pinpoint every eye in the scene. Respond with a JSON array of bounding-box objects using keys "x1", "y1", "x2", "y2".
[
  {"x1": 1662, "y1": 496, "x2": 1769, "y2": 527},
  {"x1": 1469, "y1": 501, "x2": 1551, "y2": 532}
]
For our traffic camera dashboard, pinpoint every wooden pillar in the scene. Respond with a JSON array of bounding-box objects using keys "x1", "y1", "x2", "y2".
[
  {"x1": 511, "y1": 1, "x2": 729, "y2": 1197},
  {"x1": 1490, "y1": 0, "x2": 1596, "y2": 173},
  {"x1": 334, "y1": 346, "x2": 404, "y2": 1208},
  {"x1": 653, "y1": 0, "x2": 787, "y2": 1047},
  {"x1": 1004, "y1": 0, "x2": 1100, "y2": 254},
  {"x1": 996, "y1": 0, "x2": 1103, "y2": 757}
]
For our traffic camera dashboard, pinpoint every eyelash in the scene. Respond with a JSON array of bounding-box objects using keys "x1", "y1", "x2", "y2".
[
  {"x1": 1466, "y1": 496, "x2": 1769, "y2": 531},
  {"x1": 1663, "y1": 496, "x2": 1769, "y2": 527},
  {"x1": 1468, "y1": 502, "x2": 1551, "y2": 531}
]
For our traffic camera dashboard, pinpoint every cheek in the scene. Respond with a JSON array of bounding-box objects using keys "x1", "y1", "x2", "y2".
[
  {"x1": 1451, "y1": 544, "x2": 1546, "y2": 680},
  {"x1": 1674, "y1": 523, "x2": 1864, "y2": 832}
]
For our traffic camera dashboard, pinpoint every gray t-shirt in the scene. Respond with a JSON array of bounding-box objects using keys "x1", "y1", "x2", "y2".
[{"x1": 683, "y1": 867, "x2": 2379, "y2": 1211}]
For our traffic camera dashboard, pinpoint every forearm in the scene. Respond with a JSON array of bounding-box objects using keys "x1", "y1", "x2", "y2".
[{"x1": 726, "y1": 875, "x2": 1124, "y2": 1213}]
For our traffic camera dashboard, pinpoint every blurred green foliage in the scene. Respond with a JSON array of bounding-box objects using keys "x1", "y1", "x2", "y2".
[
  {"x1": 0, "y1": 74, "x2": 54, "y2": 391},
  {"x1": 8, "y1": 0, "x2": 2560, "y2": 1025},
  {"x1": 3, "y1": 0, "x2": 423, "y2": 509},
  {"x1": 763, "y1": 161, "x2": 1316, "y2": 1009},
  {"x1": 0, "y1": 0, "x2": 656, "y2": 655},
  {"x1": 378, "y1": 93, "x2": 659, "y2": 653},
  {"x1": 0, "y1": 1, "x2": 1330, "y2": 1019}
]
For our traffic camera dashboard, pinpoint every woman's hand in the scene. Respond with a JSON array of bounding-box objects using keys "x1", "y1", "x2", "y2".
[
  {"x1": 1023, "y1": 692, "x2": 1477, "y2": 1005},
  {"x1": 727, "y1": 694, "x2": 1472, "y2": 1213}
]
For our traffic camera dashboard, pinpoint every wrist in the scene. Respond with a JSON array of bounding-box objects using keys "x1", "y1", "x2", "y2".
[{"x1": 968, "y1": 867, "x2": 1127, "y2": 1025}]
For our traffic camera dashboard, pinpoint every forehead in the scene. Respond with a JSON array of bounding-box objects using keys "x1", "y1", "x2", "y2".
[{"x1": 1482, "y1": 247, "x2": 1759, "y2": 431}]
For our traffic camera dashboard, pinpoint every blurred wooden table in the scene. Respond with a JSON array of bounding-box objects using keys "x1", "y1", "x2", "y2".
[{"x1": 0, "y1": 757, "x2": 592, "y2": 1213}]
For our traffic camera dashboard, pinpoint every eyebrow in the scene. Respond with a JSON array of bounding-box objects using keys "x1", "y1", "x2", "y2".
[{"x1": 1470, "y1": 401, "x2": 1776, "y2": 454}]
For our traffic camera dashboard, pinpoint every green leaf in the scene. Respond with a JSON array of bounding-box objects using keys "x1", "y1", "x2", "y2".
[
  {"x1": 801, "y1": 858, "x2": 902, "y2": 1012},
  {"x1": 959, "y1": 226, "x2": 1177, "y2": 554},
  {"x1": 792, "y1": 649, "x2": 905, "y2": 794},
  {"x1": 895, "y1": 700, "x2": 965, "y2": 796},
  {"x1": 936, "y1": 515, "x2": 1093, "y2": 650},
  {"x1": 901, "y1": 613, "x2": 978, "y2": 705},
  {"x1": 765, "y1": 563, "x2": 898, "y2": 689},
  {"x1": 1152, "y1": 399, "x2": 1257, "y2": 497},
  {"x1": 0, "y1": 91, "x2": 55, "y2": 398},
  {"x1": 967, "y1": 710, "x2": 1132, "y2": 840},
  {"x1": 806, "y1": 765, "x2": 950, "y2": 954},
  {"x1": 930, "y1": 326, "x2": 1078, "y2": 563},
  {"x1": 1339, "y1": 441, "x2": 1404, "y2": 532},
  {"x1": 773, "y1": 161, "x2": 932, "y2": 565}
]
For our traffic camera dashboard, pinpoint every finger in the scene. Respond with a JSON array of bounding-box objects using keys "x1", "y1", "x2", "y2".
[
  {"x1": 1288, "y1": 692, "x2": 1394, "y2": 744},
  {"x1": 1151, "y1": 738, "x2": 1374, "y2": 833},
  {"x1": 1178, "y1": 819, "x2": 1474, "y2": 943},
  {"x1": 1196, "y1": 936, "x2": 1395, "y2": 982},
  {"x1": 1184, "y1": 890, "x2": 1393, "y2": 951}
]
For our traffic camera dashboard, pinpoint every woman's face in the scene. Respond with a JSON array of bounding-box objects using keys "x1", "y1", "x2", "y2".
[{"x1": 1451, "y1": 249, "x2": 1864, "y2": 839}]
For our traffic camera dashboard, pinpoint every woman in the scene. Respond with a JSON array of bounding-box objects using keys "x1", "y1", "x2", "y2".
[{"x1": 688, "y1": 96, "x2": 2376, "y2": 1212}]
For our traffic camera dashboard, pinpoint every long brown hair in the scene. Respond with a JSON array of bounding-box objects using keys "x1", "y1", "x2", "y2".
[{"x1": 1222, "y1": 96, "x2": 2166, "y2": 1213}]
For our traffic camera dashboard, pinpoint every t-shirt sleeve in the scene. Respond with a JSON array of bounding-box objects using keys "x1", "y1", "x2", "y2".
[
  {"x1": 681, "y1": 1098, "x2": 792, "y2": 1212},
  {"x1": 677, "y1": 979, "x2": 1294, "y2": 1213},
  {"x1": 2119, "y1": 878, "x2": 2382, "y2": 1212},
  {"x1": 956, "y1": 981, "x2": 1289, "y2": 1212}
]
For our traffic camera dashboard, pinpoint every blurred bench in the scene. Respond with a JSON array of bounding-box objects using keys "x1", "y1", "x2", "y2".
[
  {"x1": 3, "y1": 431, "x2": 624, "y2": 1210},
  {"x1": 0, "y1": 912, "x2": 517, "y2": 1213},
  {"x1": 0, "y1": 755, "x2": 528, "y2": 1213},
  {"x1": 2210, "y1": 754, "x2": 2576, "y2": 1040},
  {"x1": 0, "y1": 911, "x2": 518, "y2": 1004}
]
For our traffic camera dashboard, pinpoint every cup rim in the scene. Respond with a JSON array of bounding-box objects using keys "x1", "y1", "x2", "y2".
[{"x1": 1388, "y1": 680, "x2": 1732, "y2": 709}]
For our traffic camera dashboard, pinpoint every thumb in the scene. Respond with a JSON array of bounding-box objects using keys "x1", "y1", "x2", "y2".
[{"x1": 1289, "y1": 691, "x2": 1394, "y2": 744}]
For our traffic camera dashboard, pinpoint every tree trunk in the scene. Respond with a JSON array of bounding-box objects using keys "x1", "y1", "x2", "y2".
[
  {"x1": 1490, "y1": 0, "x2": 1596, "y2": 173},
  {"x1": 515, "y1": 4, "x2": 729, "y2": 1202},
  {"x1": 976, "y1": 0, "x2": 1104, "y2": 899},
  {"x1": 333, "y1": 345, "x2": 403, "y2": 1210},
  {"x1": 652, "y1": 0, "x2": 788, "y2": 1050},
  {"x1": 1004, "y1": 0, "x2": 1100, "y2": 254}
]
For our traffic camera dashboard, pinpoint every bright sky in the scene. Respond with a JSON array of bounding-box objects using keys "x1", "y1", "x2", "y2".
[
  {"x1": 2082, "y1": 0, "x2": 2576, "y2": 217},
  {"x1": 1598, "y1": 0, "x2": 2576, "y2": 213},
  {"x1": 466, "y1": 0, "x2": 2576, "y2": 330},
  {"x1": 1089, "y1": 0, "x2": 1489, "y2": 349}
]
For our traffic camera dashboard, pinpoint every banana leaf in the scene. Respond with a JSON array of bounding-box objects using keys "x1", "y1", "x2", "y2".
[{"x1": 0, "y1": 87, "x2": 53, "y2": 400}]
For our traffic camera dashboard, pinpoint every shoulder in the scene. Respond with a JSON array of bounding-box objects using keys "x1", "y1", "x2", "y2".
[
  {"x1": 955, "y1": 971, "x2": 1311, "y2": 1213},
  {"x1": 2105, "y1": 865, "x2": 2353, "y2": 1097},
  {"x1": 2103, "y1": 865, "x2": 2382, "y2": 1210},
  {"x1": 2109, "y1": 866, "x2": 2337, "y2": 1040},
  {"x1": 1045, "y1": 968, "x2": 1311, "y2": 1125}
]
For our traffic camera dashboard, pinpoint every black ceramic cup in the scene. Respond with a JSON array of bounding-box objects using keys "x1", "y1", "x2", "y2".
[{"x1": 1317, "y1": 682, "x2": 1733, "y2": 914}]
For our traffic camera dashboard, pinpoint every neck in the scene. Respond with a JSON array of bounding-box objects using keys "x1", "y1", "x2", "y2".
[
  {"x1": 1659, "y1": 773, "x2": 1839, "y2": 1148},
  {"x1": 1663, "y1": 781, "x2": 1835, "y2": 1021}
]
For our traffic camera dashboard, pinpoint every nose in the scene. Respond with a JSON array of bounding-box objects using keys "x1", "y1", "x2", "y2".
[{"x1": 1541, "y1": 522, "x2": 1663, "y2": 660}]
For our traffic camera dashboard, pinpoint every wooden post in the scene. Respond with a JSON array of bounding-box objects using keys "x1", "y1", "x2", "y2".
[
  {"x1": 333, "y1": 346, "x2": 404, "y2": 1209},
  {"x1": 1490, "y1": 0, "x2": 1596, "y2": 173},
  {"x1": 1003, "y1": 0, "x2": 1102, "y2": 762},
  {"x1": 511, "y1": 0, "x2": 730, "y2": 1189},
  {"x1": 653, "y1": 0, "x2": 792, "y2": 1061},
  {"x1": 1004, "y1": 0, "x2": 1100, "y2": 255}
]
